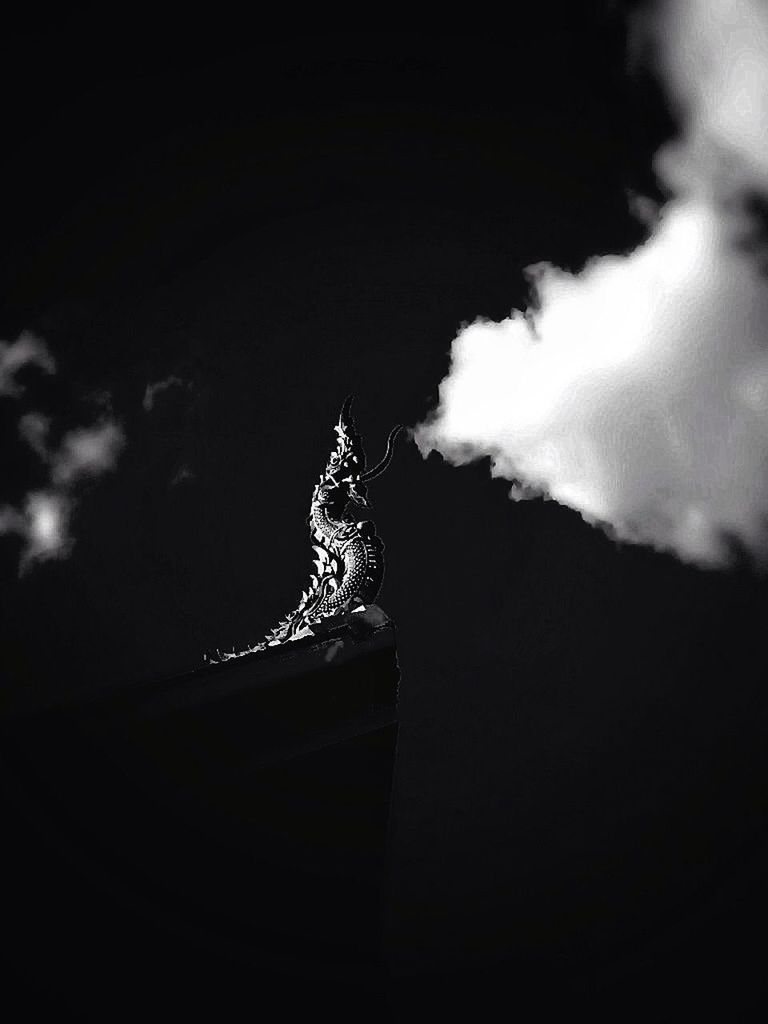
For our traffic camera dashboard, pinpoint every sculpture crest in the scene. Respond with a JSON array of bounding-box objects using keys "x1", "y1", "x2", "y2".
[{"x1": 207, "y1": 397, "x2": 400, "y2": 663}]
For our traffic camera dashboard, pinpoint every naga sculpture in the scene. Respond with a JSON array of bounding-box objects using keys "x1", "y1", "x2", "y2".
[{"x1": 206, "y1": 397, "x2": 401, "y2": 663}]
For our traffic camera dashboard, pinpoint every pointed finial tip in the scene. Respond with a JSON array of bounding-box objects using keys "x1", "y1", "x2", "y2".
[{"x1": 339, "y1": 394, "x2": 355, "y2": 424}]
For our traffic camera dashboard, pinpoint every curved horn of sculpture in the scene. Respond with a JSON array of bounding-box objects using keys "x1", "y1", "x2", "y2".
[
  {"x1": 362, "y1": 424, "x2": 402, "y2": 481},
  {"x1": 339, "y1": 393, "x2": 355, "y2": 427}
]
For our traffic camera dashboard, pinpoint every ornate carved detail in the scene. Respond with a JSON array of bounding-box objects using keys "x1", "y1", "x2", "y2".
[{"x1": 206, "y1": 398, "x2": 400, "y2": 663}]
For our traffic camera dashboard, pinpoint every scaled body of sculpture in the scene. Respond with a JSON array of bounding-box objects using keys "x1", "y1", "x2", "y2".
[{"x1": 207, "y1": 398, "x2": 400, "y2": 663}]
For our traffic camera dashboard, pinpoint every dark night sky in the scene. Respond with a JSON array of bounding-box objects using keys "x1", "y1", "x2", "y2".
[{"x1": 3, "y1": 2, "x2": 768, "y2": 1016}]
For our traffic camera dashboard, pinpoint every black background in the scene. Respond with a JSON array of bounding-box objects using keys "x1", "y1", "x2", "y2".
[{"x1": 2, "y1": 2, "x2": 768, "y2": 1018}]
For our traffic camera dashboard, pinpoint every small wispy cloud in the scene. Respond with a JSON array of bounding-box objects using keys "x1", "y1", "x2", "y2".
[
  {"x1": 18, "y1": 411, "x2": 52, "y2": 460},
  {"x1": 170, "y1": 465, "x2": 195, "y2": 486},
  {"x1": 50, "y1": 420, "x2": 125, "y2": 486},
  {"x1": 19, "y1": 412, "x2": 124, "y2": 485},
  {"x1": 0, "y1": 332, "x2": 56, "y2": 396},
  {"x1": 1, "y1": 334, "x2": 125, "y2": 574},
  {"x1": 142, "y1": 375, "x2": 191, "y2": 411},
  {"x1": 0, "y1": 492, "x2": 75, "y2": 572}
]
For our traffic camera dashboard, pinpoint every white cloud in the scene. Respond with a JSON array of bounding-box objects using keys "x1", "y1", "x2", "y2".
[{"x1": 415, "y1": 0, "x2": 768, "y2": 568}]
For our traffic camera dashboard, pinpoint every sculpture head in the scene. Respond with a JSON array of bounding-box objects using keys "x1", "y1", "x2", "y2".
[{"x1": 313, "y1": 396, "x2": 401, "y2": 514}]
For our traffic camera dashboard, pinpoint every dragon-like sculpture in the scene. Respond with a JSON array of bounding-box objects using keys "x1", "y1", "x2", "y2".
[{"x1": 206, "y1": 397, "x2": 401, "y2": 663}]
